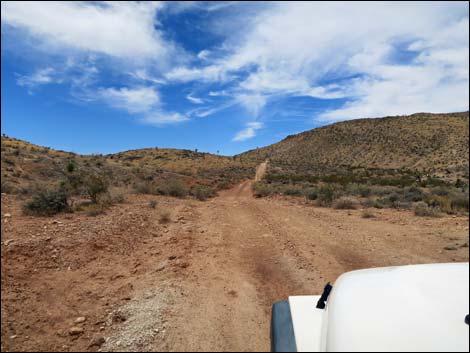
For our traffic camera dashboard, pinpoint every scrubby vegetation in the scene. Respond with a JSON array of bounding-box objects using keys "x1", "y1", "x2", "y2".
[
  {"x1": 414, "y1": 202, "x2": 442, "y2": 218},
  {"x1": 191, "y1": 184, "x2": 216, "y2": 201},
  {"x1": 157, "y1": 179, "x2": 189, "y2": 198},
  {"x1": 23, "y1": 187, "x2": 70, "y2": 216},
  {"x1": 251, "y1": 176, "x2": 469, "y2": 215}
]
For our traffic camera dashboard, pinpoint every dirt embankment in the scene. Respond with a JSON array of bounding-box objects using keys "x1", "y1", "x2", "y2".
[{"x1": 1, "y1": 181, "x2": 469, "y2": 351}]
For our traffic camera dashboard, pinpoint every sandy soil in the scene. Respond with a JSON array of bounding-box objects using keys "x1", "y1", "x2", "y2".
[{"x1": 1, "y1": 182, "x2": 468, "y2": 352}]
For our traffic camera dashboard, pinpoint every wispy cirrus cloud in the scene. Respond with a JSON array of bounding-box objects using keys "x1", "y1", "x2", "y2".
[
  {"x1": 186, "y1": 93, "x2": 204, "y2": 104},
  {"x1": 16, "y1": 67, "x2": 57, "y2": 90}
]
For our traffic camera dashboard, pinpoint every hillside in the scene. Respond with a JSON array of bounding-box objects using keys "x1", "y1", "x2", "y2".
[
  {"x1": 239, "y1": 112, "x2": 469, "y2": 182},
  {"x1": 1, "y1": 137, "x2": 256, "y2": 195}
]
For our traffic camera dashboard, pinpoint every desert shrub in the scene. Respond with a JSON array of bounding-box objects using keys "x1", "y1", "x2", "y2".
[
  {"x1": 159, "y1": 210, "x2": 171, "y2": 224},
  {"x1": 431, "y1": 186, "x2": 451, "y2": 197},
  {"x1": 361, "y1": 197, "x2": 375, "y2": 208},
  {"x1": 317, "y1": 184, "x2": 341, "y2": 206},
  {"x1": 333, "y1": 197, "x2": 359, "y2": 210},
  {"x1": 133, "y1": 181, "x2": 154, "y2": 194},
  {"x1": 403, "y1": 186, "x2": 424, "y2": 202},
  {"x1": 361, "y1": 209, "x2": 376, "y2": 218},
  {"x1": 357, "y1": 185, "x2": 372, "y2": 197},
  {"x1": 66, "y1": 159, "x2": 77, "y2": 173},
  {"x1": 370, "y1": 185, "x2": 399, "y2": 196},
  {"x1": 392, "y1": 201, "x2": 412, "y2": 209},
  {"x1": 149, "y1": 200, "x2": 157, "y2": 209},
  {"x1": 450, "y1": 193, "x2": 469, "y2": 212},
  {"x1": 157, "y1": 179, "x2": 188, "y2": 197},
  {"x1": 252, "y1": 182, "x2": 274, "y2": 198},
  {"x1": 347, "y1": 184, "x2": 372, "y2": 197},
  {"x1": 99, "y1": 190, "x2": 125, "y2": 206},
  {"x1": 414, "y1": 202, "x2": 441, "y2": 217},
  {"x1": 305, "y1": 188, "x2": 318, "y2": 200},
  {"x1": 217, "y1": 180, "x2": 231, "y2": 190},
  {"x1": 83, "y1": 174, "x2": 108, "y2": 203},
  {"x1": 283, "y1": 186, "x2": 303, "y2": 196},
  {"x1": 192, "y1": 185, "x2": 216, "y2": 201},
  {"x1": 23, "y1": 188, "x2": 70, "y2": 216},
  {"x1": 1, "y1": 180, "x2": 13, "y2": 194},
  {"x1": 425, "y1": 195, "x2": 452, "y2": 214}
]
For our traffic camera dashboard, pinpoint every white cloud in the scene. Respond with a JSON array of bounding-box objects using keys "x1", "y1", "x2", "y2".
[
  {"x1": 167, "y1": 2, "x2": 468, "y2": 120},
  {"x1": 232, "y1": 121, "x2": 263, "y2": 142},
  {"x1": 4, "y1": 2, "x2": 469, "y2": 130},
  {"x1": 1, "y1": 1, "x2": 173, "y2": 61},
  {"x1": 197, "y1": 49, "x2": 211, "y2": 61},
  {"x1": 98, "y1": 87, "x2": 160, "y2": 113},
  {"x1": 165, "y1": 65, "x2": 229, "y2": 83},
  {"x1": 234, "y1": 93, "x2": 267, "y2": 117},
  {"x1": 140, "y1": 111, "x2": 189, "y2": 125},
  {"x1": 16, "y1": 67, "x2": 56, "y2": 88},
  {"x1": 186, "y1": 93, "x2": 204, "y2": 104},
  {"x1": 131, "y1": 69, "x2": 166, "y2": 84}
]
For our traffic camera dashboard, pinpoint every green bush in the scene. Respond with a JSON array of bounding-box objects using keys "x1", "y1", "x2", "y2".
[
  {"x1": 404, "y1": 186, "x2": 424, "y2": 202},
  {"x1": 317, "y1": 184, "x2": 341, "y2": 206},
  {"x1": 450, "y1": 193, "x2": 469, "y2": 212},
  {"x1": 192, "y1": 185, "x2": 216, "y2": 201},
  {"x1": 149, "y1": 200, "x2": 157, "y2": 209},
  {"x1": 283, "y1": 186, "x2": 303, "y2": 196},
  {"x1": 217, "y1": 180, "x2": 231, "y2": 190},
  {"x1": 252, "y1": 182, "x2": 274, "y2": 198},
  {"x1": 157, "y1": 179, "x2": 189, "y2": 197},
  {"x1": 305, "y1": 188, "x2": 318, "y2": 201},
  {"x1": 83, "y1": 174, "x2": 109, "y2": 203},
  {"x1": 23, "y1": 188, "x2": 70, "y2": 216},
  {"x1": 133, "y1": 181, "x2": 154, "y2": 194}
]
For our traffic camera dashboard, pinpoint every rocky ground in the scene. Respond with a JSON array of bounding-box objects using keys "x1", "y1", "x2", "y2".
[{"x1": 1, "y1": 182, "x2": 469, "y2": 352}]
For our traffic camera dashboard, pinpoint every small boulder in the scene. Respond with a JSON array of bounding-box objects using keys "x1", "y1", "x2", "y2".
[
  {"x1": 74, "y1": 317, "x2": 86, "y2": 324},
  {"x1": 69, "y1": 326, "x2": 84, "y2": 336}
]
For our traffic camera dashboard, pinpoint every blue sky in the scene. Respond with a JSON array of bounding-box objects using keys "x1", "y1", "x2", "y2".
[{"x1": 1, "y1": 2, "x2": 468, "y2": 155}]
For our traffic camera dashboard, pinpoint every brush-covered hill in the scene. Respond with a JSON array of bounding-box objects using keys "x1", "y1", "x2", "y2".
[
  {"x1": 239, "y1": 112, "x2": 469, "y2": 182},
  {"x1": 1, "y1": 136, "x2": 256, "y2": 194}
]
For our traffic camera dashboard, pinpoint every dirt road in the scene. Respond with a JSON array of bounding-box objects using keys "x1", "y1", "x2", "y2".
[
  {"x1": 1, "y1": 182, "x2": 469, "y2": 352},
  {"x1": 157, "y1": 180, "x2": 469, "y2": 351}
]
